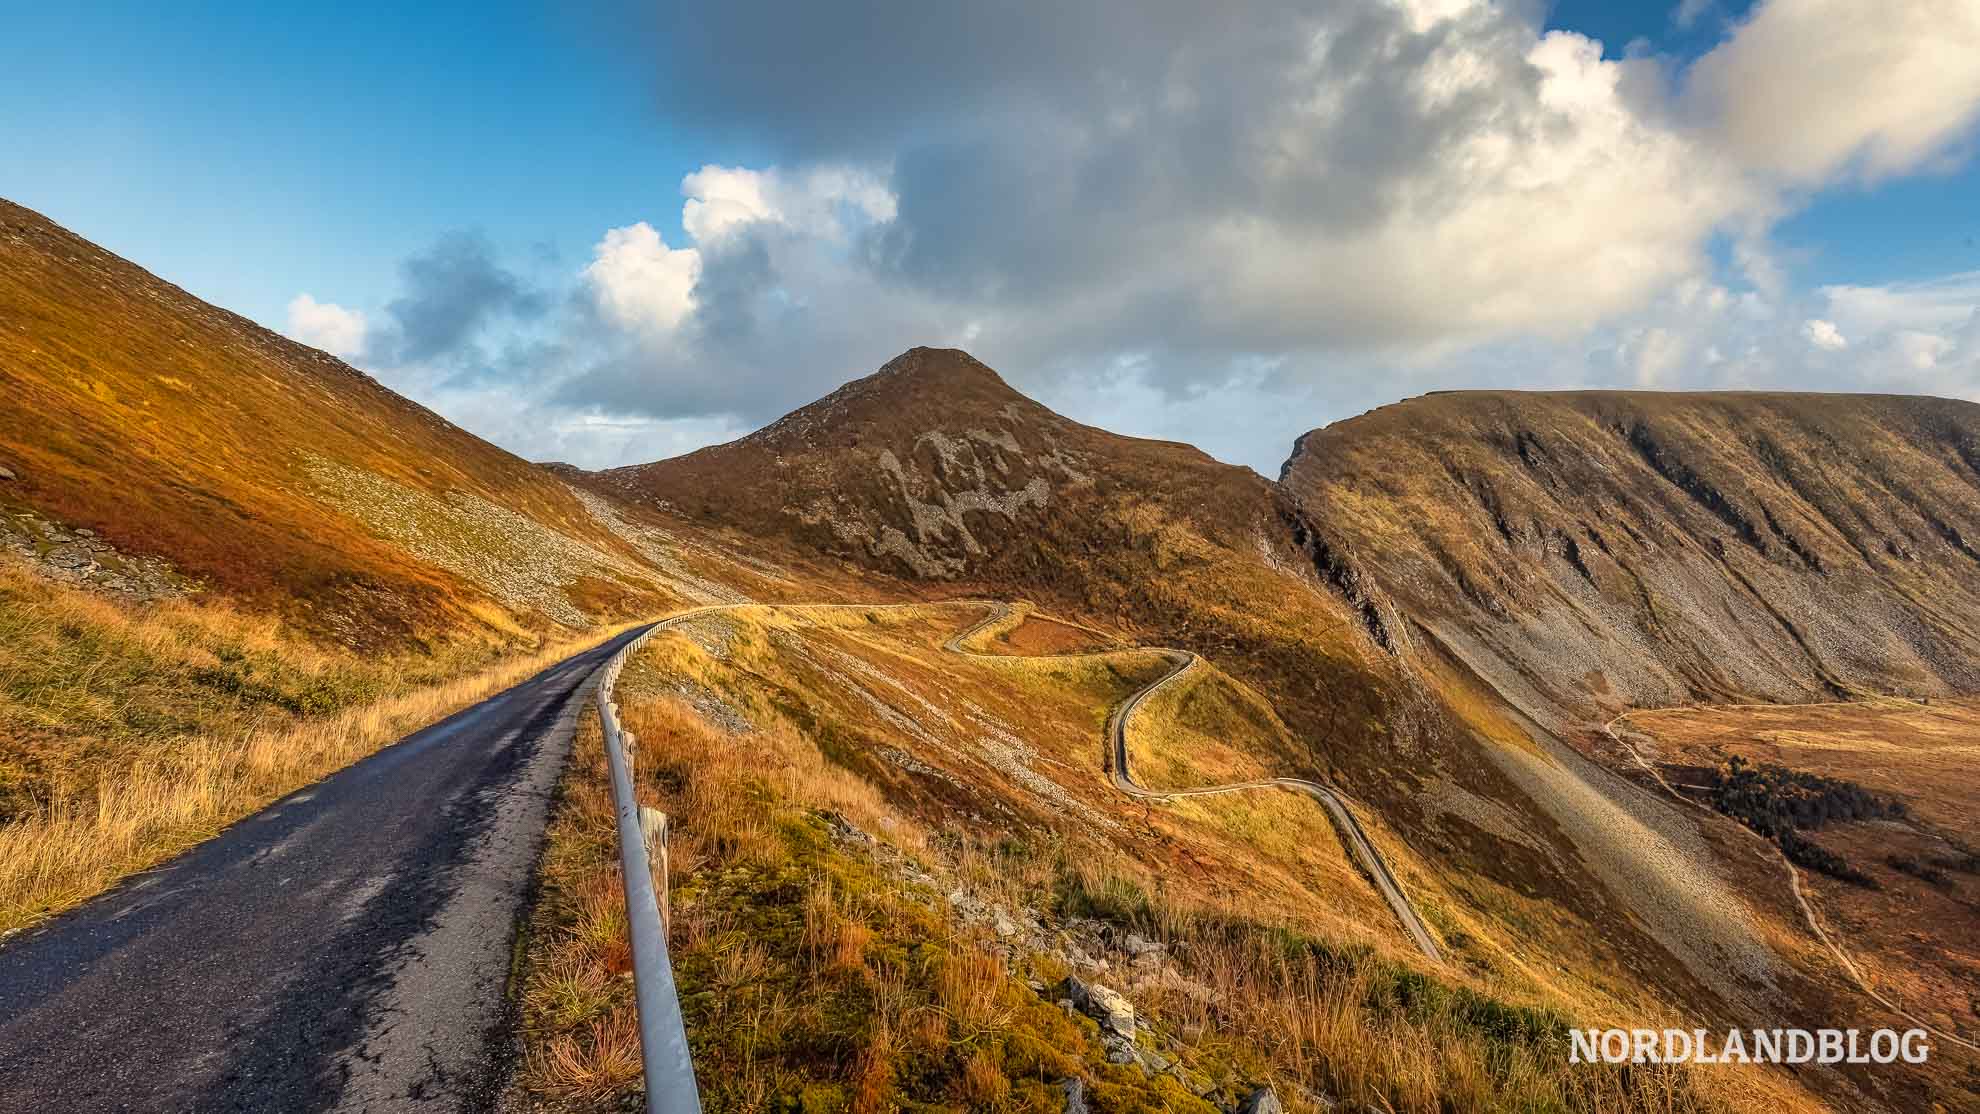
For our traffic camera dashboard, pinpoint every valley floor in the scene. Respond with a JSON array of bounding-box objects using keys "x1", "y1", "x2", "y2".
[{"x1": 1615, "y1": 699, "x2": 1980, "y2": 1055}]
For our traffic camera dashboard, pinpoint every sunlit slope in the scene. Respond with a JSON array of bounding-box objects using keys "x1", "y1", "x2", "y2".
[{"x1": 0, "y1": 199, "x2": 665, "y2": 642}]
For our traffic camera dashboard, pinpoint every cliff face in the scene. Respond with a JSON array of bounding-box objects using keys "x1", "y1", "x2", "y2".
[{"x1": 1281, "y1": 391, "x2": 1980, "y2": 721}]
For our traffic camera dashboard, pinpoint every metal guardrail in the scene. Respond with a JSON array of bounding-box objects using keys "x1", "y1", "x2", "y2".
[{"x1": 598, "y1": 626, "x2": 703, "y2": 1113}]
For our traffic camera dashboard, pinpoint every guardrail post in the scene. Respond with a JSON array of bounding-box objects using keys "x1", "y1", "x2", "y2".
[{"x1": 640, "y1": 806, "x2": 671, "y2": 934}]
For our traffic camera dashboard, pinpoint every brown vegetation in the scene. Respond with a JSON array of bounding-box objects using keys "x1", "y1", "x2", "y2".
[
  {"x1": 0, "y1": 198, "x2": 668, "y2": 644},
  {"x1": 1621, "y1": 699, "x2": 1980, "y2": 1056},
  {"x1": 569, "y1": 349, "x2": 1980, "y2": 1109},
  {"x1": 1284, "y1": 390, "x2": 1980, "y2": 721},
  {"x1": 10, "y1": 198, "x2": 1975, "y2": 1113},
  {"x1": 511, "y1": 610, "x2": 1820, "y2": 1113}
]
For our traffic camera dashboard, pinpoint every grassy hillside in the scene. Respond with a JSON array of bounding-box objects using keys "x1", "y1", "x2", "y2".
[
  {"x1": 0, "y1": 200, "x2": 746, "y2": 933},
  {"x1": 0, "y1": 198, "x2": 668, "y2": 645},
  {"x1": 512, "y1": 607, "x2": 1820, "y2": 1114},
  {"x1": 9, "y1": 205, "x2": 1972, "y2": 1111}
]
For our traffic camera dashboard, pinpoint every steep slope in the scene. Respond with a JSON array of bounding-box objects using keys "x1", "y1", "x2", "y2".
[
  {"x1": 0, "y1": 201, "x2": 770, "y2": 940},
  {"x1": 591, "y1": 349, "x2": 1421, "y2": 849},
  {"x1": 1282, "y1": 390, "x2": 1980, "y2": 725},
  {"x1": 0, "y1": 198, "x2": 670, "y2": 644}
]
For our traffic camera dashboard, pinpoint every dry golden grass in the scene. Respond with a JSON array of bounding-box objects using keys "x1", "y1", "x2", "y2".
[
  {"x1": 0, "y1": 563, "x2": 636, "y2": 935},
  {"x1": 512, "y1": 611, "x2": 1829, "y2": 1114},
  {"x1": 514, "y1": 631, "x2": 1204, "y2": 1112},
  {"x1": 515, "y1": 712, "x2": 644, "y2": 1108},
  {"x1": 1626, "y1": 697, "x2": 1980, "y2": 844},
  {"x1": 1125, "y1": 661, "x2": 1281, "y2": 791}
]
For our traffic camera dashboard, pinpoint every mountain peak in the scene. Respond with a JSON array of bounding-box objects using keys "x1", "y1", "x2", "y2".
[
  {"x1": 720, "y1": 346, "x2": 1041, "y2": 461},
  {"x1": 817, "y1": 345, "x2": 1028, "y2": 418},
  {"x1": 866, "y1": 346, "x2": 1011, "y2": 389},
  {"x1": 593, "y1": 346, "x2": 1274, "y2": 579}
]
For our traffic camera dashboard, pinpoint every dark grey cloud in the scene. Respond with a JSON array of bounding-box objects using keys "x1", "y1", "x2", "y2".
[
  {"x1": 635, "y1": 0, "x2": 1546, "y2": 319},
  {"x1": 367, "y1": 231, "x2": 548, "y2": 367}
]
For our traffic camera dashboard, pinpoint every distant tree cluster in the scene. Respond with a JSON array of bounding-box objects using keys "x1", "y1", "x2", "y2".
[
  {"x1": 1708, "y1": 756, "x2": 1906, "y2": 889},
  {"x1": 1928, "y1": 844, "x2": 1980, "y2": 877},
  {"x1": 1886, "y1": 854, "x2": 1948, "y2": 886}
]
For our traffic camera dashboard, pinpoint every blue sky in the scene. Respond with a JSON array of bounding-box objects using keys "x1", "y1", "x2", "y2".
[
  {"x1": 1, "y1": 3, "x2": 688, "y2": 325},
  {"x1": 4, "y1": 1, "x2": 1978, "y2": 470}
]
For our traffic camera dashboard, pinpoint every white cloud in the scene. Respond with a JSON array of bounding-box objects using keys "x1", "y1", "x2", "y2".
[
  {"x1": 285, "y1": 293, "x2": 368, "y2": 358},
  {"x1": 1802, "y1": 318, "x2": 1848, "y2": 350},
  {"x1": 1673, "y1": 0, "x2": 1714, "y2": 29},
  {"x1": 681, "y1": 164, "x2": 896, "y2": 243},
  {"x1": 1685, "y1": 0, "x2": 1980, "y2": 183},
  {"x1": 594, "y1": 0, "x2": 1980, "y2": 382},
  {"x1": 583, "y1": 222, "x2": 700, "y2": 334},
  {"x1": 580, "y1": 167, "x2": 899, "y2": 339},
  {"x1": 1629, "y1": 326, "x2": 1689, "y2": 386},
  {"x1": 1821, "y1": 271, "x2": 1980, "y2": 336},
  {"x1": 1202, "y1": 27, "x2": 1761, "y2": 348},
  {"x1": 680, "y1": 167, "x2": 779, "y2": 243}
]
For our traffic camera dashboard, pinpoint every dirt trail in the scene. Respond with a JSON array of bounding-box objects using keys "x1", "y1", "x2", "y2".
[{"x1": 1603, "y1": 710, "x2": 1978, "y2": 1054}]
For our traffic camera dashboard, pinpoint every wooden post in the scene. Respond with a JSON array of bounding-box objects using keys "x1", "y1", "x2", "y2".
[{"x1": 640, "y1": 806, "x2": 670, "y2": 934}]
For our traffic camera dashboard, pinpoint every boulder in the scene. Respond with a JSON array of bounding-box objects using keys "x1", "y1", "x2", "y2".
[
  {"x1": 1061, "y1": 975, "x2": 1136, "y2": 1036},
  {"x1": 1237, "y1": 1085, "x2": 1285, "y2": 1114},
  {"x1": 0, "y1": 464, "x2": 14, "y2": 481},
  {"x1": 992, "y1": 907, "x2": 1019, "y2": 938},
  {"x1": 1058, "y1": 1078, "x2": 1090, "y2": 1114}
]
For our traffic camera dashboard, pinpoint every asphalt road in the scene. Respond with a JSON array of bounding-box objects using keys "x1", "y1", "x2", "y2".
[{"x1": 0, "y1": 624, "x2": 650, "y2": 1114}]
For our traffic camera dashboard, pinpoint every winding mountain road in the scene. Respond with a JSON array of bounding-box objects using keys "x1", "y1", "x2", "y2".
[
  {"x1": 944, "y1": 603, "x2": 1443, "y2": 963},
  {"x1": 0, "y1": 625, "x2": 652, "y2": 1113}
]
